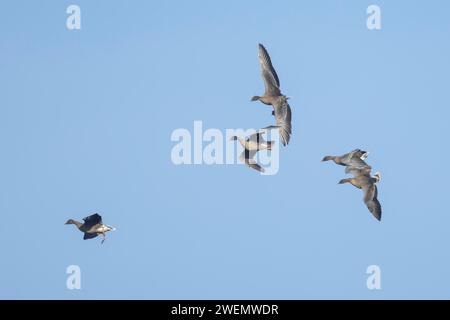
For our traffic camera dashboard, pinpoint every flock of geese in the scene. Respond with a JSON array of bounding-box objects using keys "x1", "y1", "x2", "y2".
[
  {"x1": 66, "y1": 44, "x2": 382, "y2": 243},
  {"x1": 231, "y1": 44, "x2": 382, "y2": 221}
]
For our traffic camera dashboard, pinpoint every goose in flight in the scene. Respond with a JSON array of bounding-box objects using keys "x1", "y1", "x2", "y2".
[
  {"x1": 251, "y1": 44, "x2": 292, "y2": 146},
  {"x1": 338, "y1": 168, "x2": 382, "y2": 221},
  {"x1": 322, "y1": 148, "x2": 370, "y2": 171},
  {"x1": 230, "y1": 126, "x2": 278, "y2": 173},
  {"x1": 65, "y1": 213, "x2": 115, "y2": 243}
]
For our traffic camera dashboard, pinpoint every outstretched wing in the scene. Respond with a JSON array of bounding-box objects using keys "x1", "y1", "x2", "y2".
[
  {"x1": 273, "y1": 100, "x2": 292, "y2": 146},
  {"x1": 248, "y1": 131, "x2": 267, "y2": 144},
  {"x1": 83, "y1": 213, "x2": 102, "y2": 229},
  {"x1": 247, "y1": 161, "x2": 265, "y2": 173},
  {"x1": 258, "y1": 44, "x2": 281, "y2": 97},
  {"x1": 239, "y1": 150, "x2": 264, "y2": 173},
  {"x1": 363, "y1": 184, "x2": 382, "y2": 221},
  {"x1": 248, "y1": 126, "x2": 280, "y2": 143},
  {"x1": 83, "y1": 232, "x2": 98, "y2": 240}
]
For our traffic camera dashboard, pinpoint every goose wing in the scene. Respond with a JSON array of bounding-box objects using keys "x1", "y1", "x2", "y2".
[
  {"x1": 82, "y1": 213, "x2": 102, "y2": 229},
  {"x1": 248, "y1": 126, "x2": 280, "y2": 143},
  {"x1": 363, "y1": 184, "x2": 382, "y2": 221},
  {"x1": 345, "y1": 158, "x2": 371, "y2": 174},
  {"x1": 83, "y1": 232, "x2": 99, "y2": 240},
  {"x1": 272, "y1": 100, "x2": 292, "y2": 146},
  {"x1": 247, "y1": 161, "x2": 265, "y2": 173},
  {"x1": 258, "y1": 44, "x2": 281, "y2": 97},
  {"x1": 239, "y1": 150, "x2": 264, "y2": 173},
  {"x1": 339, "y1": 149, "x2": 361, "y2": 164},
  {"x1": 248, "y1": 131, "x2": 267, "y2": 144}
]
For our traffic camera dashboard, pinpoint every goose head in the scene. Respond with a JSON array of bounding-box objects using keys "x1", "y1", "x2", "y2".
[{"x1": 65, "y1": 219, "x2": 77, "y2": 225}]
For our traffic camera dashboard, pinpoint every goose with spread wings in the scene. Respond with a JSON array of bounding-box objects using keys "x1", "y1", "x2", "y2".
[
  {"x1": 338, "y1": 166, "x2": 382, "y2": 221},
  {"x1": 65, "y1": 213, "x2": 115, "y2": 243},
  {"x1": 230, "y1": 126, "x2": 278, "y2": 173},
  {"x1": 251, "y1": 44, "x2": 292, "y2": 146},
  {"x1": 322, "y1": 148, "x2": 370, "y2": 171}
]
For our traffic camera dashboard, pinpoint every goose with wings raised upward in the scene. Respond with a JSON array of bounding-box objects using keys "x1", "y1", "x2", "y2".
[
  {"x1": 338, "y1": 166, "x2": 382, "y2": 221},
  {"x1": 251, "y1": 44, "x2": 292, "y2": 146},
  {"x1": 65, "y1": 213, "x2": 115, "y2": 243},
  {"x1": 230, "y1": 126, "x2": 278, "y2": 173}
]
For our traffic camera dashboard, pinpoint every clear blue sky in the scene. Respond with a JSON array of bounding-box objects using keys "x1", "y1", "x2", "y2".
[{"x1": 1, "y1": 0, "x2": 449, "y2": 299}]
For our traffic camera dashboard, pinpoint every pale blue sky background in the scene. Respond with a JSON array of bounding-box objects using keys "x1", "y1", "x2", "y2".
[{"x1": 1, "y1": 0, "x2": 449, "y2": 299}]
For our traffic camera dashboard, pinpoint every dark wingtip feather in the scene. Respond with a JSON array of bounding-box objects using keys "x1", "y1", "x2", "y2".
[{"x1": 369, "y1": 199, "x2": 382, "y2": 221}]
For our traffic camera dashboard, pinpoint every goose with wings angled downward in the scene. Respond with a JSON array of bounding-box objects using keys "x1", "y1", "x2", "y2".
[
  {"x1": 65, "y1": 213, "x2": 115, "y2": 244},
  {"x1": 322, "y1": 148, "x2": 370, "y2": 170},
  {"x1": 338, "y1": 167, "x2": 382, "y2": 221},
  {"x1": 322, "y1": 148, "x2": 382, "y2": 221},
  {"x1": 251, "y1": 44, "x2": 292, "y2": 146},
  {"x1": 230, "y1": 126, "x2": 279, "y2": 173}
]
